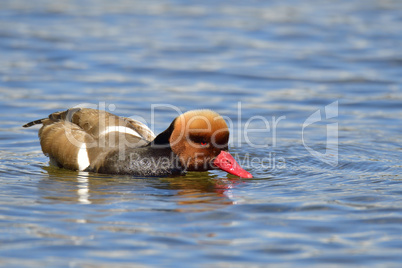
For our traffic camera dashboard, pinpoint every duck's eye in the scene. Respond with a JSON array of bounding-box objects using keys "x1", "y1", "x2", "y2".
[{"x1": 189, "y1": 135, "x2": 209, "y2": 147}]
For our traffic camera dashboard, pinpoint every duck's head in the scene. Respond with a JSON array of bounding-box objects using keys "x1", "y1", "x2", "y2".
[{"x1": 157, "y1": 110, "x2": 252, "y2": 178}]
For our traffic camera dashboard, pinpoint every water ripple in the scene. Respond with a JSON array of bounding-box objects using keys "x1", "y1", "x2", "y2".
[{"x1": 1, "y1": 0, "x2": 402, "y2": 266}]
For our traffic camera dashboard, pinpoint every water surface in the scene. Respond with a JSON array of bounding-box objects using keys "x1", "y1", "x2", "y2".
[{"x1": 1, "y1": 0, "x2": 402, "y2": 267}]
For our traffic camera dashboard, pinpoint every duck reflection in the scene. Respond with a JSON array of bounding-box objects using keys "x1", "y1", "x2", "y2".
[{"x1": 38, "y1": 166, "x2": 243, "y2": 211}]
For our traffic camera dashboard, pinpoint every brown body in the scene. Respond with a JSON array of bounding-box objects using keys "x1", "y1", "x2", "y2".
[{"x1": 33, "y1": 108, "x2": 154, "y2": 172}]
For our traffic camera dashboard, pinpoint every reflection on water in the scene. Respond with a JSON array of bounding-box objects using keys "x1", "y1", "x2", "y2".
[
  {"x1": 77, "y1": 172, "x2": 91, "y2": 204},
  {"x1": 1, "y1": 0, "x2": 402, "y2": 266},
  {"x1": 39, "y1": 166, "x2": 238, "y2": 211}
]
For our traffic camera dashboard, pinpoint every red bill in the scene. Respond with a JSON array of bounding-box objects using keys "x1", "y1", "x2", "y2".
[{"x1": 213, "y1": 151, "x2": 253, "y2": 178}]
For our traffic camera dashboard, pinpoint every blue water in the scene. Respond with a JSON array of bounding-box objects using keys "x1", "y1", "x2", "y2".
[{"x1": 1, "y1": 0, "x2": 402, "y2": 266}]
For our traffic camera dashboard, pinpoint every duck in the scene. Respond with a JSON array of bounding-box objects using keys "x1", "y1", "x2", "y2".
[{"x1": 23, "y1": 108, "x2": 252, "y2": 178}]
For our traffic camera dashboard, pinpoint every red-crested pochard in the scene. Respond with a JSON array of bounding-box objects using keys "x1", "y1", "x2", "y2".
[{"x1": 23, "y1": 108, "x2": 252, "y2": 178}]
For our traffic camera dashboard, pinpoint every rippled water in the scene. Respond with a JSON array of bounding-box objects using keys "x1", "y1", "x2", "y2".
[{"x1": 1, "y1": 0, "x2": 402, "y2": 266}]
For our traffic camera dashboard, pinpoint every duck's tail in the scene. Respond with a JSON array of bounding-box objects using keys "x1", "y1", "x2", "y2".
[
  {"x1": 22, "y1": 108, "x2": 81, "y2": 128},
  {"x1": 22, "y1": 118, "x2": 47, "y2": 128}
]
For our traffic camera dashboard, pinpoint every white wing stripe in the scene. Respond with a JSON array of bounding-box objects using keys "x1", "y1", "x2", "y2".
[{"x1": 101, "y1": 126, "x2": 142, "y2": 139}]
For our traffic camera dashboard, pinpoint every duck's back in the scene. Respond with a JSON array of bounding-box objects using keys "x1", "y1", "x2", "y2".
[{"x1": 24, "y1": 108, "x2": 156, "y2": 172}]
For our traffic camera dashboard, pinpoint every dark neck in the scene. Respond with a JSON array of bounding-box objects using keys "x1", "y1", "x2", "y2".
[{"x1": 149, "y1": 118, "x2": 176, "y2": 147}]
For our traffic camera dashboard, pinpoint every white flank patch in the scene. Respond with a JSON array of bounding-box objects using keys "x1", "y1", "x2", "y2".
[
  {"x1": 101, "y1": 126, "x2": 142, "y2": 139},
  {"x1": 77, "y1": 143, "x2": 90, "y2": 171}
]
